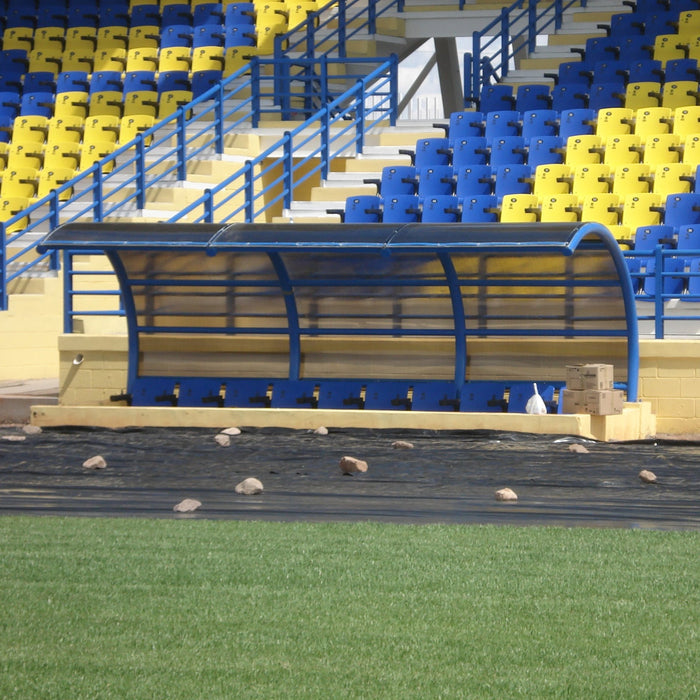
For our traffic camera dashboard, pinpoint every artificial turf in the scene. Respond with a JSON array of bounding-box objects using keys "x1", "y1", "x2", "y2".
[{"x1": 1, "y1": 516, "x2": 697, "y2": 699}]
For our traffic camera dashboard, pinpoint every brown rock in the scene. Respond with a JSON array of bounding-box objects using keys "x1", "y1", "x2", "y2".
[
  {"x1": 173, "y1": 498, "x2": 202, "y2": 513},
  {"x1": 495, "y1": 487, "x2": 518, "y2": 502},
  {"x1": 235, "y1": 477, "x2": 264, "y2": 495},
  {"x1": 83, "y1": 455, "x2": 107, "y2": 470},
  {"x1": 568, "y1": 443, "x2": 589, "y2": 454},
  {"x1": 392, "y1": 440, "x2": 414, "y2": 449},
  {"x1": 214, "y1": 433, "x2": 231, "y2": 447},
  {"x1": 339, "y1": 455, "x2": 368, "y2": 474},
  {"x1": 639, "y1": 469, "x2": 657, "y2": 484}
]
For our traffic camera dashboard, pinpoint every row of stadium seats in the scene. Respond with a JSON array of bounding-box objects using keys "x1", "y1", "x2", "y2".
[
  {"x1": 363, "y1": 163, "x2": 700, "y2": 199},
  {"x1": 399, "y1": 134, "x2": 700, "y2": 169},
  {"x1": 338, "y1": 192, "x2": 700, "y2": 233},
  {"x1": 437, "y1": 106, "x2": 700, "y2": 142}
]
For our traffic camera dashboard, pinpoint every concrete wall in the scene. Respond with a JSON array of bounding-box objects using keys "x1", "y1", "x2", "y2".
[{"x1": 52, "y1": 334, "x2": 700, "y2": 436}]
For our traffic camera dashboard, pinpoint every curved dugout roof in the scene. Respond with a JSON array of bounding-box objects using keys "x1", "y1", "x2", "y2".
[{"x1": 39, "y1": 221, "x2": 640, "y2": 400}]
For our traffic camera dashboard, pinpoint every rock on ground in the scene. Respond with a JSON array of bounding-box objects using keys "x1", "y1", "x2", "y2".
[
  {"x1": 495, "y1": 487, "x2": 518, "y2": 502},
  {"x1": 392, "y1": 440, "x2": 414, "y2": 449},
  {"x1": 221, "y1": 427, "x2": 241, "y2": 436},
  {"x1": 2, "y1": 435, "x2": 26, "y2": 442},
  {"x1": 173, "y1": 498, "x2": 202, "y2": 513},
  {"x1": 568, "y1": 443, "x2": 589, "y2": 454},
  {"x1": 235, "y1": 477, "x2": 264, "y2": 495},
  {"x1": 639, "y1": 469, "x2": 658, "y2": 484},
  {"x1": 214, "y1": 433, "x2": 231, "y2": 447},
  {"x1": 313, "y1": 426, "x2": 329, "y2": 435},
  {"x1": 339, "y1": 456, "x2": 368, "y2": 474},
  {"x1": 83, "y1": 455, "x2": 107, "y2": 470},
  {"x1": 23, "y1": 424, "x2": 42, "y2": 435}
]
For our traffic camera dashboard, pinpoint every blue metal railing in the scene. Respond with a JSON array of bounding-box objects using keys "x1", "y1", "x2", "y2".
[{"x1": 463, "y1": 0, "x2": 586, "y2": 103}]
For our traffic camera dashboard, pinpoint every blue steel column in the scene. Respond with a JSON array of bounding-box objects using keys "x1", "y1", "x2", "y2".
[
  {"x1": 437, "y1": 251, "x2": 467, "y2": 391},
  {"x1": 268, "y1": 252, "x2": 301, "y2": 381}
]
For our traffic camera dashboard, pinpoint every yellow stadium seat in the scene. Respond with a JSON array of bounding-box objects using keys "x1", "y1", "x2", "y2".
[
  {"x1": 612, "y1": 164, "x2": 653, "y2": 195},
  {"x1": 499, "y1": 193, "x2": 540, "y2": 222},
  {"x1": 0, "y1": 196, "x2": 31, "y2": 233},
  {"x1": 651, "y1": 34, "x2": 686, "y2": 63},
  {"x1": 619, "y1": 193, "x2": 664, "y2": 236},
  {"x1": 33, "y1": 27, "x2": 65, "y2": 52},
  {"x1": 643, "y1": 133, "x2": 683, "y2": 164},
  {"x1": 83, "y1": 115, "x2": 121, "y2": 146},
  {"x1": 0, "y1": 142, "x2": 8, "y2": 171},
  {"x1": 61, "y1": 48, "x2": 94, "y2": 72},
  {"x1": 579, "y1": 193, "x2": 621, "y2": 228},
  {"x1": 27, "y1": 48, "x2": 63, "y2": 76},
  {"x1": 43, "y1": 141, "x2": 81, "y2": 170},
  {"x1": 683, "y1": 36, "x2": 700, "y2": 62},
  {"x1": 287, "y1": 1, "x2": 318, "y2": 30},
  {"x1": 634, "y1": 107, "x2": 673, "y2": 137},
  {"x1": 661, "y1": 81, "x2": 700, "y2": 109},
  {"x1": 96, "y1": 27, "x2": 129, "y2": 52},
  {"x1": 565, "y1": 134, "x2": 604, "y2": 165},
  {"x1": 79, "y1": 140, "x2": 116, "y2": 171},
  {"x1": 225, "y1": 45, "x2": 256, "y2": 76},
  {"x1": 571, "y1": 164, "x2": 611, "y2": 195},
  {"x1": 36, "y1": 166, "x2": 75, "y2": 201},
  {"x1": 65, "y1": 27, "x2": 98, "y2": 54},
  {"x1": 46, "y1": 116, "x2": 84, "y2": 146},
  {"x1": 5, "y1": 143, "x2": 44, "y2": 170},
  {"x1": 682, "y1": 133, "x2": 700, "y2": 166},
  {"x1": 603, "y1": 134, "x2": 644, "y2": 165},
  {"x1": 191, "y1": 46, "x2": 226, "y2": 73},
  {"x1": 122, "y1": 91, "x2": 159, "y2": 119},
  {"x1": 677, "y1": 10, "x2": 700, "y2": 37},
  {"x1": 10, "y1": 116, "x2": 49, "y2": 145},
  {"x1": 653, "y1": 163, "x2": 695, "y2": 196},
  {"x1": 0, "y1": 167, "x2": 39, "y2": 199},
  {"x1": 532, "y1": 164, "x2": 572, "y2": 195},
  {"x1": 158, "y1": 47, "x2": 192, "y2": 72},
  {"x1": 126, "y1": 47, "x2": 159, "y2": 72},
  {"x1": 596, "y1": 108, "x2": 634, "y2": 136},
  {"x1": 673, "y1": 105, "x2": 700, "y2": 135},
  {"x1": 128, "y1": 26, "x2": 160, "y2": 51},
  {"x1": 93, "y1": 48, "x2": 128, "y2": 73},
  {"x1": 625, "y1": 82, "x2": 662, "y2": 110},
  {"x1": 538, "y1": 194, "x2": 580, "y2": 223},
  {"x1": 119, "y1": 114, "x2": 155, "y2": 146},
  {"x1": 2, "y1": 27, "x2": 34, "y2": 51}
]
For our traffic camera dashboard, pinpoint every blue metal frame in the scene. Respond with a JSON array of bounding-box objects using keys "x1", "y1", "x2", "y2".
[{"x1": 39, "y1": 221, "x2": 640, "y2": 404}]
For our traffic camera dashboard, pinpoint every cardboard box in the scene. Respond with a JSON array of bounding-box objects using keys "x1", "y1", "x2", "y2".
[
  {"x1": 585, "y1": 389, "x2": 624, "y2": 415},
  {"x1": 561, "y1": 388, "x2": 586, "y2": 414},
  {"x1": 565, "y1": 363, "x2": 614, "y2": 391}
]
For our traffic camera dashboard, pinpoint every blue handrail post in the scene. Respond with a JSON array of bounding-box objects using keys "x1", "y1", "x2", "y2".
[
  {"x1": 279, "y1": 58, "x2": 291, "y2": 119},
  {"x1": 499, "y1": 8, "x2": 509, "y2": 79},
  {"x1": 320, "y1": 107, "x2": 330, "y2": 180},
  {"x1": 337, "y1": 0, "x2": 346, "y2": 59},
  {"x1": 471, "y1": 30, "x2": 481, "y2": 101},
  {"x1": 529, "y1": 1, "x2": 537, "y2": 52},
  {"x1": 654, "y1": 247, "x2": 664, "y2": 339},
  {"x1": 63, "y1": 251, "x2": 74, "y2": 333},
  {"x1": 283, "y1": 133, "x2": 294, "y2": 209},
  {"x1": 390, "y1": 53, "x2": 398, "y2": 125},
  {"x1": 215, "y1": 82, "x2": 225, "y2": 154},
  {"x1": 244, "y1": 161, "x2": 255, "y2": 221},
  {"x1": 306, "y1": 15, "x2": 316, "y2": 61},
  {"x1": 555, "y1": 0, "x2": 563, "y2": 31},
  {"x1": 136, "y1": 134, "x2": 146, "y2": 210},
  {"x1": 176, "y1": 108, "x2": 187, "y2": 181},
  {"x1": 48, "y1": 191, "x2": 60, "y2": 271},
  {"x1": 320, "y1": 55, "x2": 329, "y2": 117},
  {"x1": 368, "y1": 0, "x2": 377, "y2": 36},
  {"x1": 92, "y1": 167, "x2": 104, "y2": 222},
  {"x1": 355, "y1": 84, "x2": 366, "y2": 153},
  {"x1": 204, "y1": 189, "x2": 214, "y2": 223},
  {"x1": 463, "y1": 52, "x2": 473, "y2": 106},
  {"x1": 251, "y1": 59, "x2": 261, "y2": 128}
]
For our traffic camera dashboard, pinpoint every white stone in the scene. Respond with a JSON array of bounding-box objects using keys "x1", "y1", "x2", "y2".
[
  {"x1": 568, "y1": 443, "x2": 589, "y2": 454},
  {"x1": 173, "y1": 498, "x2": 202, "y2": 513},
  {"x1": 392, "y1": 440, "x2": 414, "y2": 449},
  {"x1": 235, "y1": 477, "x2": 264, "y2": 495},
  {"x1": 22, "y1": 424, "x2": 42, "y2": 435},
  {"x1": 214, "y1": 433, "x2": 231, "y2": 447},
  {"x1": 221, "y1": 427, "x2": 241, "y2": 436},
  {"x1": 339, "y1": 456, "x2": 368, "y2": 474},
  {"x1": 313, "y1": 426, "x2": 329, "y2": 435},
  {"x1": 639, "y1": 469, "x2": 657, "y2": 484},
  {"x1": 83, "y1": 455, "x2": 107, "y2": 470},
  {"x1": 495, "y1": 487, "x2": 518, "y2": 502},
  {"x1": 2, "y1": 435, "x2": 26, "y2": 442}
]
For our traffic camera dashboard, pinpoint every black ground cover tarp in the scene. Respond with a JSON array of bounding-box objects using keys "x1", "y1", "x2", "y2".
[{"x1": 1, "y1": 427, "x2": 699, "y2": 530}]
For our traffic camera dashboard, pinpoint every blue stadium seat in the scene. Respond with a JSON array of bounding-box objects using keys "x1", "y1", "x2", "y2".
[
  {"x1": 223, "y1": 379, "x2": 272, "y2": 407},
  {"x1": 270, "y1": 380, "x2": 319, "y2": 408},
  {"x1": 339, "y1": 195, "x2": 382, "y2": 223},
  {"x1": 664, "y1": 193, "x2": 700, "y2": 228},
  {"x1": 527, "y1": 136, "x2": 565, "y2": 167},
  {"x1": 382, "y1": 195, "x2": 421, "y2": 223},
  {"x1": 459, "y1": 195, "x2": 499, "y2": 223},
  {"x1": 225, "y1": 3, "x2": 257, "y2": 27},
  {"x1": 474, "y1": 84, "x2": 515, "y2": 112},
  {"x1": 420, "y1": 195, "x2": 461, "y2": 222},
  {"x1": 364, "y1": 165, "x2": 417, "y2": 196},
  {"x1": 434, "y1": 110, "x2": 485, "y2": 143},
  {"x1": 162, "y1": 4, "x2": 193, "y2": 28},
  {"x1": 521, "y1": 109, "x2": 558, "y2": 138},
  {"x1": 453, "y1": 164, "x2": 493, "y2": 197},
  {"x1": 363, "y1": 381, "x2": 412, "y2": 410},
  {"x1": 558, "y1": 109, "x2": 596, "y2": 139},
  {"x1": 411, "y1": 382, "x2": 460, "y2": 411},
  {"x1": 484, "y1": 110, "x2": 521, "y2": 138},
  {"x1": 550, "y1": 83, "x2": 589, "y2": 111},
  {"x1": 451, "y1": 137, "x2": 490, "y2": 167},
  {"x1": 460, "y1": 381, "x2": 507, "y2": 412},
  {"x1": 493, "y1": 164, "x2": 532, "y2": 197},
  {"x1": 177, "y1": 379, "x2": 227, "y2": 407},
  {"x1": 488, "y1": 136, "x2": 527, "y2": 166},
  {"x1": 316, "y1": 381, "x2": 365, "y2": 409},
  {"x1": 416, "y1": 165, "x2": 454, "y2": 196},
  {"x1": 403, "y1": 137, "x2": 451, "y2": 167},
  {"x1": 515, "y1": 84, "x2": 551, "y2": 111},
  {"x1": 131, "y1": 377, "x2": 180, "y2": 406}
]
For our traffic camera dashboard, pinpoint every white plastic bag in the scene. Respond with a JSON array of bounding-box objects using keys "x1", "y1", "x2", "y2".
[{"x1": 525, "y1": 382, "x2": 547, "y2": 415}]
